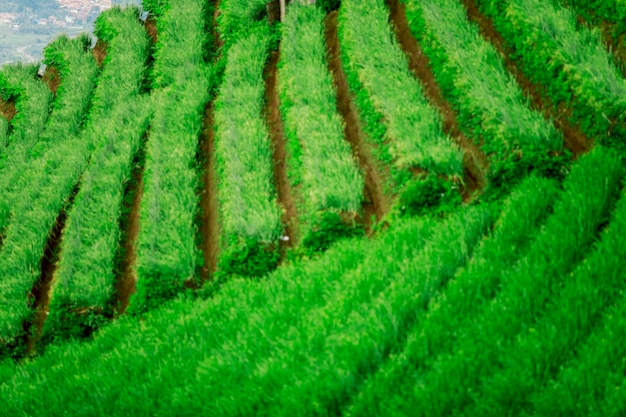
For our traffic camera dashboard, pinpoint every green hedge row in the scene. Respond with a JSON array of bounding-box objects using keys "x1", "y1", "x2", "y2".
[
  {"x1": 0, "y1": 7, "x2": 150, "y2": 350},
  {"x1": 0, "y1": 117, "x2": 7, "y2": 148},
  {"x1": 338, "y1": 0, "x2": 463, "y2": 178},
  {"x1": 214, "y1": 27, "x2": 282, "y2": 278},
  {"x1": 279, "y1": 3, "x2": 363, "y2": 250},
  {"x1": 559, "y1": 0, "x2": 626, "y2": 41},
  {"x1": 402, "y1": 0, "x2": 567, "y2": 196},
  {"x1": 130, "y1": 0, "x2": 213, "y2": 315},
  {"x1": 476, "y1": 0, "x2": 626, "y2": 152},
  {"x1": 0, "y1": 36, "x2": 99, "y2": 239},
  {"x1": 0, "y1": 64, "x2": 52, "y2": 224},
  {"x1": 364, "y1": 146, "x2": 624, "y2": 416}
]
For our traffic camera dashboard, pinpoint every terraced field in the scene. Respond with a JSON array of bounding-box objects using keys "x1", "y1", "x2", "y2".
[{"x1": 1, "y1": 0, "x2": 625, "y2": 415}]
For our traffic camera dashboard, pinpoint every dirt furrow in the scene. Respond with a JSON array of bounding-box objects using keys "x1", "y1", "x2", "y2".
[
  {"x1": 197, "y1": 102, "x2": 220, "y2": 281},
  {"x1": 385, "y1": 0, "x2": 487, "y2": 199},
  {"x1": 264, "y1": 49, "x2": 298, "y2": 249},
  {"x1": 0, "y1": 97, "x2": 16, "y2": 123},
  {"x1": 113, "y1": 138, "x2": 147, "y2": 315},
  {"x1": 42, "y1": 65, "x2": 61, "y2": 96},
  {"x1": 24, "y1": 181, "x2": 81, "y2": 356},
  {"x1": 461, "y1": 0, "x2": 592, "y2": 157},
  {"x1": 324, "y1": 11, "x2": 390, "y2": 227}
]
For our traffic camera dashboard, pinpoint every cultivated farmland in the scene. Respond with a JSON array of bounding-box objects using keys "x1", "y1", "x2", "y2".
[{"x1": 1, "y1": 0, "x2": 625, "y2": 415}]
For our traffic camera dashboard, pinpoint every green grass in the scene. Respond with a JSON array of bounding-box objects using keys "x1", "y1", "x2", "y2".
[
  {"x1": 130, "y1": 0, "x2": 213, "y2": 315},
  {"x1": 214, "y1": 26, "x2": 282, "y2": 277},
  {"x1": 279, "y1": 3, "x2": 363, "y2": 247},
  {"x1": 476, "y1": 0, "x2": 626, "y2": 152},
  {"x1": 339, "y1": 0, "x2": 463, "y2": 178},
  {"x1": 0, "y1": 6, "x2": 151, "y2": 348},
  {"x1": 403, "y1": 0, "x2": 567, "y2": 195}
]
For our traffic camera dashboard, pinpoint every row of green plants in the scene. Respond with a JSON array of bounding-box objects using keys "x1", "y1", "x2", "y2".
[
  {"x1": 0, "y1": 36, "x2": 99, "y2": 242},
  {"x1": 347, "y1": 174, "x2": 560, "y2": 415},
  {"x1": 402, "y1": 0, "x2": 567, "y2": 196},
  {"x1": 278, "y1": 4, "x2": 363, "y2": 251},
  {"x1": 0, "y1": 64, "x2": 51, "y2": 156},
  {"x1": 475, "y1": 0, "x2": 626, "y2": 152},
  {"x1": 353, "y1": 146, "x2": 624, "y2": 417},
  {"x1": 338, "y1": 0, "x2": 463, "y2": 217},
  {"x1": 45, "y1": 101, "x2": 151, "y2": 340},
  {"x1": 465, "y1": 178, "x2": 626, "y2": 417},
  {"x1": 0, "y1": 199, "x2": 490, "y2": 415},
  {"x1": 0, "y1": 7, "x2": 151, "y2": 352},
  {"x1": 0, "y1": 64, "x2": 53, "y2": 231},
  {"x1": 559, "y1": 0, "x2": 626, "y2": 48},
  {"x1": 213, "y1": 26, "x2": 283, "y2": 278},
  {"x1": 130, "y1": 0, "x2": 213, "y2": 315},
  {"x1": 0, "y1": 117, "x2": 7, "y2": 147}
]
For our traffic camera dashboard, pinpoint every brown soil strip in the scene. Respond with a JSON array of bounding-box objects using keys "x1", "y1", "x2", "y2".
[
  {"x1": 92, "y1": 40, "x2": 108, "y2": 68},
  {"x1": 42, "y1": 65, "x2": 61, "y2": 96},
  {"x1": 144, "y1": 16, "x2": 158, "y2": 44},
  {"x1": 197, "y1": 102, "x2": 220, "y2": 281},
  {"x1": 324, "y1": 11, "x2": 391, "y2": 227},
  {"x1": 0, "y1": 97, "x2": 16, "y2": 122},
  {"x1": 113, "y1": 138, "x2": 147, "y2": 315},
  {"x1": 213, "y1": 0, "x2": 224, "y2": 50},
  {"x1": 264, "y1": 49, "x2": 298, "y2": 249},
  {"x1": 24, "y1": 181, "x2": 80, "y2": 356},
  {"x1": 385, "y1": 0, "x2": 487, "y2": 199},
  {"x1": 461, "y1": 0, "x2": 592, "y2": 157}
]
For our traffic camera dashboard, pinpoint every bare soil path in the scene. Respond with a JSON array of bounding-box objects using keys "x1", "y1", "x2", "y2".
[
  {"x1": 324, "y1": 11, "x2": 391, "y2": 228},
  {"x1": 264, "y1": 49, "x2": 298, "y2": 249},
  {"x1": 197, "y1": 102, "x2": 220, "y2": 281},
  {"x1": 385, "y1": 0, "x2": 487, "y2": 199},
  {"x1": 461, "y1": 0, "x2": 592, "y2": 157},
  {"x1": 0, "y1": 97, "x2": 16, "y2": 123},
  {"x1": 24, "y1": 182, "x2": 80, "y2": 355},
  {"x1": 42, "y1": 65, "x2": 61, "y2": 96},
  {"x1": 114, "y1": 142, "x2": 146, "y2": 315},
  {"x1": 92, "y1": 40, "x2": 108, "y2": 68}
]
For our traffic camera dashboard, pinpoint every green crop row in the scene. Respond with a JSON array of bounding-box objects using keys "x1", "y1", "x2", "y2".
[
  {"x1": 45, "y1": 101, "x2": 151, "y2": 341},
  {"x1": 217, "y1": 0, "x2": 268, "y2": 49},
  {"x1": 0, "y1": 63, "x2": 52, "y2": 172},
  {"x1": 130, "y1": 0, "x2": 213, "y2": 315},
  {"x1": 476, "y1": 0, "x2": 626, "y2": 152},
  {"x1": 0, "y1": 117, "x2": 7, "y2": 148},
  {"x1": 214, "y1": 27, "x2": 282, "y2": 278},
  {"x1": 339, "y1": 0, "x2": 463, "y2": 177},
  {"x1": 0, "y1": 200, "x2": 489, "y2": 415},
  {"x1": 0, "y1": 7, "x2": 151, "y2": 351},
  {"x1": 465, "y1": 184, "x2": 626, "y2": 417},
  {"x1": 279, "y1": 3, "x2": 363, "y2": 250},
  {"x1": 0, "y1": 36, "x2": 99, "y2": 239},
  {"x1": 402, "y1": 0, "x2": 567, "y2": 196},
  {"x1": 348, "y1": 174, "x2": 560, "y2": 415},
  {"x1": 370, "y1": 146, "x2": 623, "y2": 416},
  {"x1": 559, "y1": 0, "x2": 626, "y2": 41}
]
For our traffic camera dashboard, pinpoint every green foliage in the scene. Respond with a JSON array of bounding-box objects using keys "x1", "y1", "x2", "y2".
[
  {"x1": 218, "y1": 237, "x2": 280, "y2": 278},
  {"x1": 0, "y1": 117, "x2": 8, "y2": 148},
  {"x1": 132, "y1": 0, "x2": 213, "y2": 315},
  {"x1": 142, "y1": 0, "x2": 170, "y2": 17},
  {"x1": 349, "y1": 174, "x2": 561, "y2": 415},
  {"x1": 397, "y1": 174, "x2": 461, "y2": 218},
  {"x1": 0, "y1": 7, "x2": 150, "y2": 346},
  {"x1": 370, "y1": 146, "x2": 624, "y2": 417},
  {"x1": 403, "y1": 0, "x2": 568, "y2": 196},
  {"x1": 217, "y1": 0, "x2": 269, "y2": 50},
  {"x1": 316, "y1": 0, "x2": 341, "y2": 13},
  {"x1": 476, "y1": 0, "x2": 626, "y2": 152},
  {"x1": 339, "y1": 0, "x2": 463, "y2": 177},
  {"x1": 214, "y1": 27, "x2": 282, "y2": 278},
  {"x1": 279, "y1": 3, "x2": 363, "y2": 247},
  {"x1": 300, "y1": 210, "x2": 363, "y2": 253},
  {"x1": 468, "y1": 186, "x2": 626, "y2": 417}
]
